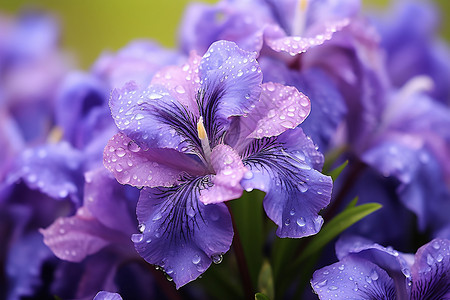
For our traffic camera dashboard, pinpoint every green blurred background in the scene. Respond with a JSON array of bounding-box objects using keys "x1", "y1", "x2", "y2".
[{"x1": 1, "y1": 0, "x2": 449, "y2": 70}]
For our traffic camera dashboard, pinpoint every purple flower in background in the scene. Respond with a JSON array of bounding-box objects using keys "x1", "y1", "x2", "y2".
[
  {"x1": 179, "y1": 0, "x2": 358, "y2": 56},
  {"x1": 311, "y1": 235, "x2": 450, "y2": 299},
  {"x1": 104, "y1": 40, "x2": 332, "y2": 287},
  {"x1": 372, "y1": 1, "x2": 450, "y2": 104}
]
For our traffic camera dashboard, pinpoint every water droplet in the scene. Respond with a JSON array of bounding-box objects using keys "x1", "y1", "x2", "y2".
[
  {"x1": 175, "y1": 85, "x2": 186, "y2": 94},
  {"x1": 237, "y1": 70, "x2": 243, "y2": 77},
  {"x1": 147, "y1": 174, "x2": 153, "y2": 181},
  {"x1": 289, "y1": 209, "x2": 295, "y2": 216},
  {"x1": 223, "y1": 169, "x2": 233, "y2": 176},
  {"x1": 267, "y1": 109, "x2": 276, "y2": 118},
  {"x1": 370, "y1": 270, "x2": 379, "y2": 281},
  {"x1": 135, "y1": 113, "x2": 144, "y2": 120},
  {"x1": 296, "y1": 217, "x2": 306, "y2": 227},
  {"x1": 353, "y1": 282, "x2": 358, "y2": 292},
  {"x1": 153, "y1": 212, "x2": 163, "y2": 221},
  {"x1": 223, "y1": 155, "x2": 233, "y2": 165},
  {"x1": 149, "y1": 93, "x2": 163, "y2": 100},
  {"x1": 192, "y1": 255, "x2": 201, "y2": 264},
  {"x1": 131, "y1": 233, "x2": 143, "y2": 243},
  {"x1": 338, "y1": 265, "x2": 345, "y2": 271},
  {"x1": 115, "y1": 164, "x2": 123, "y2": 172},
  {"x1": 315, "y1": 279, "x2": 327, "y2": 288},
  {"x1": 127, "y1": 141, "x2": 140, "y2": 152},
  {"x1": 266, "y1": 82, "x2": 276, "y2": 92},
  {"x1": 212, "y1": 254, "x2": 223, "y2": 264},
  {"x1": 427, "y1": 254, "x2": 434, "y2": 266},
  {"x1": 115, "y1": 147, "x2": 126, "y2": 157},
  {"x1": 432, "y1": 241, "x2": 441, "y2": 250},
  {"x1": 328, "y1": 286, "x2": 338, "y2": 291},
  {"x1": 187, "y1": 206, "x2": 195, "y2": 217},
  {"x1": 138, "y1": 223, "x2": 146, "y2": 233},
  {"x1": 284, "y1": 218, "x2": 291, "y2": 226},
  {"x1": 59, "y1": 228, "x2": 66, "y2": 234},
  {"x1": 436, "y1": 254, "x2": 444, "y2": 262},
  {"x1": 298, "y1": 182, "x2": 308, "y2": 193},
  {"x1": 280, "y1": 120, "x2": 295, "y2": 128}
]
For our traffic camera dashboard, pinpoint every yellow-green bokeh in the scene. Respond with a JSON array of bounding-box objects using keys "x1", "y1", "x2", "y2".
[{"x1": 1, "y1": 0, "x2": 448, "y2": 70}]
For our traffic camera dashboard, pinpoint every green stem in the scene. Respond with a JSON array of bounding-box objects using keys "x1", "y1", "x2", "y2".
[{"x1": 227, "y1": 202, "x2": 255, "y2": 300}]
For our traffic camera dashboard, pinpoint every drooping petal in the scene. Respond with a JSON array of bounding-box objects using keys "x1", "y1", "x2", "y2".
[
  {"x1": 151, "y1": 51, "x2": 202, "y2": 113},
  {"x1": 199, "y1": 144, "x2": 247, "y2": 205},
  {"x1": 311, "y1": 256, "x2": 397, "y2": 300},
  {"x1": 198, "y1": 40, "x2": 262, "y2": 143},
  {"x1": 40, "y1": 207, "x2": 130, "y2": 263},
  {"x1": 94, "y1": 291, "x2": 123, "y2": 300},
  {"x1": 109, "y1": 82, "x2": 199, "y2": 152},
  {"x1": 244, "y1": 82, "x2": 310, "y2": 139},
  {"x1": 7, "y1": 142, "x2": 84, "y2": 206},
  {"x1": 410, "y1": 238, "x2": 450, "y2": 299},
  {"x1": 241, "y1": 128, "x2": 332, "y2": 238},
  {"x1": 103, "y1": 133, "x2": 206, "y2": 187},
  {"x1": 264, "y1": 19, "x2": 350, "y2": 56},
  {"x1": 83, "y1": 167, "x2": 138, "y2": 235},
  {"x1": 134, "y1": 179, "x2": 233, "y2": 288}
]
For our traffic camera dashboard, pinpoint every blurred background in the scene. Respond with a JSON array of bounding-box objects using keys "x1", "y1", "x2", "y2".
[{"x1": 1, "y1": 0, "x2": 449, "y2": 70}]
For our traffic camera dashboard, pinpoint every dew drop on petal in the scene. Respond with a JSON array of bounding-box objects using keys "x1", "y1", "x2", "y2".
[
  {"x1": 128, "y1": 141, "x2": 140, "y2": 152},
  {"x1": 131, "y1": 233, "x2": 143, "y2": 243},
  {"x1": 192, "y1": 255, "x2": 201, "y2": 265},
  {"x1": 296, "y1": 217, "x2": 306, "y2": 227},
  {"x1": 115, "y1": 147, "x2": 126, "y2": 157},
  {"x1": 212, "y1": 254, "x2": 223, "y2": 264},
  {"x1": 138, "y1": 223, "x2": 146, "y2": 233},
  {"x1": 266, "y1": 82, "x2": 275, "y2": 92},
  {"x1": 175, "y1": 85, "x2": 186, "y2": 94}
]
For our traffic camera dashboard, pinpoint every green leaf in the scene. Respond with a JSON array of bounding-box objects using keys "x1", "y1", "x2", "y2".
[
  {"x1": 345, "y1": 196, "x2": 359, "y2": 209},
  {"x1": 328, "y1": 160, "x2": 348, "y2": 181},
  {"x1": 322, "y1": 145, "x2": 348, "y2": 174},
  {"x1": 257, "y1": 260, "x2": 274, "y2": 300},
  {"x1": 255, "y1": 293, "x2": 271, "y2": 300},
  {"x1": 293, "y1": 202, "x2": 382, "y2": 266},
  {"x1": 229, "y1": 190, "x2": 265, "y2": 288}
]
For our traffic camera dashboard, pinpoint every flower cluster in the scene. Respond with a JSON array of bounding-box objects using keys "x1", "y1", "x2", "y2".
[{"x1": 1, "y1": 1, "x2": 449, "y2": 299}]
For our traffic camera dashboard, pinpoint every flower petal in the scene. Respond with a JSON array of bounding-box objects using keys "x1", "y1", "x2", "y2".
[
  {"x1": 198, "y1": 40, "x2": 262, "y2": 137},
  {"x1": 311, "y1": 256, "x2": 397, "y2": 300},
  {"x1": 103, "y1": 133, "x2": 205, "y2": 187},
  {"x1": 84, "y1": 167, "x2": 139, "y2": 235},
  {"x1": 8, "y1": 142, "x2": 84, "y2": 206},
  {"x1": 246, "y1": 82, "x2": 310, "y2": 139},
  {"x1": 40, "y1": 207, "x2": 129, "y2": 263},
  {"x1": 94, "y1": 291, "x2": 123, "y2": 300},
  {"x1": 264, "y1": 19, "x2": 350, "y2": 56},
  {"x1": 241, "y1": 128, "x2": 332, "y2": 238},
  {"x1": 151, "y1": 51, "x2": 201, "y2": 113},
  {"x1": 134, "y1": 179, "x2": 233, "y2": 288},
  {"x1": 199, "y1": 144, "x2": 247, "y2": 205},
  {"x1": 109, "y1": 82, "x2": 197, "y2": 152},
  {"x1": 335, "y1": 235, "x2": 412, "y2": 298},
  {"x1": 411, "y1": 238, "x2": 450, "y2": 299}
]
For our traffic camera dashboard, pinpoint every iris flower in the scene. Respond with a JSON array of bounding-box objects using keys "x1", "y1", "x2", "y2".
[
  {"x1": 103, "y1": 40, "x2": 332, "y2": 287},
  {"x1": 311, "y1": 235, "x2": 450, "y2": 299}
]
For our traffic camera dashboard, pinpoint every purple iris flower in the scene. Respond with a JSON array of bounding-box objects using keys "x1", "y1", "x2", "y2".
[
  {"x1": 311, "y1": 235, "x2": 450, "y2": 299},
  {"x1": 179, "y1": 0, "x2": 358, "y2": 56},
  {"x1": 104, "y1": 40, "x2": 332, "y2": 287},
  {"x1": 371, "y1": 1, "x2": 450, "y2": 104}
]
